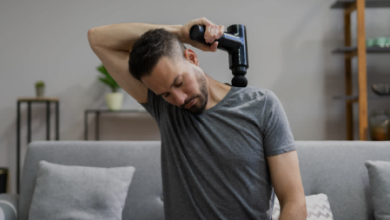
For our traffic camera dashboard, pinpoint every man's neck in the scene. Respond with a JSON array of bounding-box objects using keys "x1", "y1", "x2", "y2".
[{"x1": 204, "y1": 74, "x2": 232, "y2": 110}]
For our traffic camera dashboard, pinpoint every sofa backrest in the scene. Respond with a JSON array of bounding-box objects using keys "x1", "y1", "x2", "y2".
[
  {"x1": 19, "y1": 141, "x2": 164, "y2": 220},
  {"x1": 296, "y1": 141, "x2": 390, "y2": 220},
  {"x1": 20, "y1": 140, "x2": 390, "y2": 220}
]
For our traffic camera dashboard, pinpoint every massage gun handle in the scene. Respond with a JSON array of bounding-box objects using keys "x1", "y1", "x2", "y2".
[
  {"x1": 189, "y1": 25, "x2": 242, "y2": 52},
  {"x1": 189, "y1": 25, "x2": 219, "y2": 46}
]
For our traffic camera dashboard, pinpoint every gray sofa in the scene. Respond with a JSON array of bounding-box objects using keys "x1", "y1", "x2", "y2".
[{"x1": 0, "y1": 140, "x2": 389, "y2": 220}]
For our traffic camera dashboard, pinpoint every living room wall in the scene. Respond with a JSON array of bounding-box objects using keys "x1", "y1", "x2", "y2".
[{"x1": 0, "y1": 0, "x2": 389, "y2": 193}]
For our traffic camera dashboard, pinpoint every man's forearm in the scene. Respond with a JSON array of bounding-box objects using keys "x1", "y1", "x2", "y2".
[
  {"x1": 88, "y1": 23, "x2": 183, "y2": 51},
  {"x1": 279, "y1": 201, "x2": 307, "y2": 220}
]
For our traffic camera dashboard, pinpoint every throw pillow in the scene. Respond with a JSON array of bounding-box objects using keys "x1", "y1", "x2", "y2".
[
  {"x1": 365, "y1": 160, "x2": 390, "y2": 220},
  {"x1": 28, "y1": 160, "x2": 135, "y2": 220},
  {"x1": 272, "y1": 193, "x2": 334, "y2": 220}
]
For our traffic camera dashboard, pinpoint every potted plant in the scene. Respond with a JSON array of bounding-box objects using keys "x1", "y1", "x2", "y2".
[
  {"x1": 97, "y1": 64, "x2": 123, "y2": 111},
  {"x1": 35, "y1": 80, "x2": 45, "y2": 97}
]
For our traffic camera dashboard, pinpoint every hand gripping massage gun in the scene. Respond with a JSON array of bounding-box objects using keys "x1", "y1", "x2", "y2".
[{"x1": 189, "y1": 24, "x2": 249, "y2": 87}]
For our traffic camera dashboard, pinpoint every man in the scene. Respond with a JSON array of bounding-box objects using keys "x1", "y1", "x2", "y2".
[{"x1": 88, "y1": 17, "x2": 306, "y2": 220}]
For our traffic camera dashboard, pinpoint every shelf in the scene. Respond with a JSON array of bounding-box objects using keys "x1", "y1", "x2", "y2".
[
  {"x1": 331, "y1": 0, "x2": 390, "y2": 9},
  {"x1": 85, "y1": 109, "x2": 147, "y2": 113},
  {"x1": 18, "y1": 97, "x2": 59, "y2": 102},
  {"x1": 332, "y1": 46, "x2": 390, "y2": 54},
  {"x1": 329, "y1": 0, "x2": 390, "y2": 140},
  {"x1": 333, "y1": 95, "x2": 390, "y2": 100}
]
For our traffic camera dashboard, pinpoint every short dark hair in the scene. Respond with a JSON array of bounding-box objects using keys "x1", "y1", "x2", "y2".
[{"x1": 129, "y1": 28, "x2": 187, "y2": 82}]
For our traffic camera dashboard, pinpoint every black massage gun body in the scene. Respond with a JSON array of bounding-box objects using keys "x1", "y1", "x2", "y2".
[{"x1": 189, "y1": 24, "x2": 249, "y2": 87}]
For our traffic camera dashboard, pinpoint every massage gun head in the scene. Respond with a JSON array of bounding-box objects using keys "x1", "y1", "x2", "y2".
[{"x1": 190, "y1": 24, "x2": 249, "y2": 87}]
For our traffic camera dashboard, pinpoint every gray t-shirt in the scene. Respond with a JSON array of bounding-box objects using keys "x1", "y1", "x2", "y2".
[{"x1": 140, "y1": 85, "x2": 296, "y2": 220}]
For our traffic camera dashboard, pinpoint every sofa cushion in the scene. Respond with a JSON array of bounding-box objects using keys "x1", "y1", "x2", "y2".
[
  {"x1": 365, "y1": 160, "x2": 390, "y2": 220},
  {"x1": 0, "y1": 194, "x2": 18, "y2": 220},
  {"x1": 272, "y1": 193, "x2": 334, "y2": 220},
  {"x1": 28, "y1": 160, "x2": 135, "y2": 220}
]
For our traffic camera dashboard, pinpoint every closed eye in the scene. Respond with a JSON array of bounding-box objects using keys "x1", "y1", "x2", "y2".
[{"x1": 164, "y1": 82, "x2": 183, "y2": 98}]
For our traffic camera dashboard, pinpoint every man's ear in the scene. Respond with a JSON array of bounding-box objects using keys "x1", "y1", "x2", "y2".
[{"x1": 184, "y1": 49, "x2": 199, "y2": 66}]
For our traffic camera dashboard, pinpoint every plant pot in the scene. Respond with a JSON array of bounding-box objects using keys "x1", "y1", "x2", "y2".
[
  {"x1": 105, "y1": 92, "x2": 123, "y2": 111},
  {"x1": 36, "y1": 87, "x2": 45, "y2": 97},
  {"x1": 369, "y1": 110, "x2": 390, "y2": 141}
]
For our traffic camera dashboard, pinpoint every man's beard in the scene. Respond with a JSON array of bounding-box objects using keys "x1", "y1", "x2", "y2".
[{"x1": 184, "y1": 68, "x2": 208, "y2": 115}]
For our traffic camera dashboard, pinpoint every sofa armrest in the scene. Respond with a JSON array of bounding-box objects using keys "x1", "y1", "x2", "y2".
[{"x1": 0, "y1": 194, "x2": 18, "y2": 220}]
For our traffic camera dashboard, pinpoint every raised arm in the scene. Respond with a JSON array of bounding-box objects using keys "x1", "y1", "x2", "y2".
[
  {"x1": 87, "y1": 17, "x2": 224, "y2": 104},
  {"x1": 87, "y1": 23, "x2": 182, "y2": 104}
]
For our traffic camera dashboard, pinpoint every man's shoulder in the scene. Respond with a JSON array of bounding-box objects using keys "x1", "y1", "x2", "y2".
[
  {"x1": 234, "y1": 85, "x2": 275, "y2": 98},
  {"x1": 225, "y1": 86, "x2": 278, "y2": 109}
]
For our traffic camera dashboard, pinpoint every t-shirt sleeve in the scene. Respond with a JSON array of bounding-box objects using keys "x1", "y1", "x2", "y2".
[
  {"x1": 262, "y1": 90, "x2": 296, "y2": 157},
  {"x1": 138, "y1": 88, "x2": 166, "y2": 122}
]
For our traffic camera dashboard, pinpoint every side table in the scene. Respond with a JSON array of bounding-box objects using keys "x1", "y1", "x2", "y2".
[
  {"x1": 84, "y1": 109, "x2": 147, "y2": 140},
  {"x1": 17, "y1": 97, "x2": 60, "y2": 193}
]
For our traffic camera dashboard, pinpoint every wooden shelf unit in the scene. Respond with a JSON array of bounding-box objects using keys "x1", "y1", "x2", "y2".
[
  {"x1": 331, "y1": 0, "x2": 390, "y2": 140},
  {"x1": 331, "y1": 0, "x2": 390, "y2": 8}
]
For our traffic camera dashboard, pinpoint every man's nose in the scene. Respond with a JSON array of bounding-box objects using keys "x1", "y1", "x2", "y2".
[{"x1": 172, "y1": 90, "x2": 187, "y2": 107}]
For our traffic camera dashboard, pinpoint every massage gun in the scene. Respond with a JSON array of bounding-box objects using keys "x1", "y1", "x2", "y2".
[{"x1": 189, "y1": 24, "x2": 249, "y2": 87}]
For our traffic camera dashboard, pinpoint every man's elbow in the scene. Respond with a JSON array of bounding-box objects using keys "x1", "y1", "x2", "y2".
[
  {"x1": 87, "y1": 28, "x2": 95, "y2": 45},
  {"x1": 295, "y1": 199, "x2": 307, "y2": 220},
  {"x1": 87, "y1": 28, "x2": 100, "y2": 47},
  {"x1": 301, "y1": 200, "x2": 307, "y2": 219},
  {"x1": 280, "y1": 198, "x2": 307, "y2": 220},
  {"x1": 292, "y1": 198, "x2": 307, "y2": 219}
]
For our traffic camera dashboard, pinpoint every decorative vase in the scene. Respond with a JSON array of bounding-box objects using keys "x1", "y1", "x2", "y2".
[
  {"x1": 36, "y1": 87, "x2": 45, "y2": 97},
  {"x1": 369, "y1": 109, "x2": 390, "y2": 141},
  {"x1": 105, "y1": 92, "x2": 123, "y2": 111}
]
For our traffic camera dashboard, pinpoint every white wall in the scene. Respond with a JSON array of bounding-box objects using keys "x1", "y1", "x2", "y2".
[{"x1": 1, "y1": 0, "x2": 389, "y2": 193}]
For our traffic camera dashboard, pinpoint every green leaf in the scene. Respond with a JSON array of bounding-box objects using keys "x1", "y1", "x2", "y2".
[
  {"x1": 98, "y1": 77, "x2": 114, "y2": 87},
  {"x1": 105, "y1": 75, "x2": 116, "y2": 84},
  {"x1": 35, "y1": 80, "x2": 45, "y2": 87},
  {"x1": 97, "y1": 65, "x2": 109, "y2": 75},
  {"x1": 96, "y1": 63, "x2": 122, "y2": 89}
]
